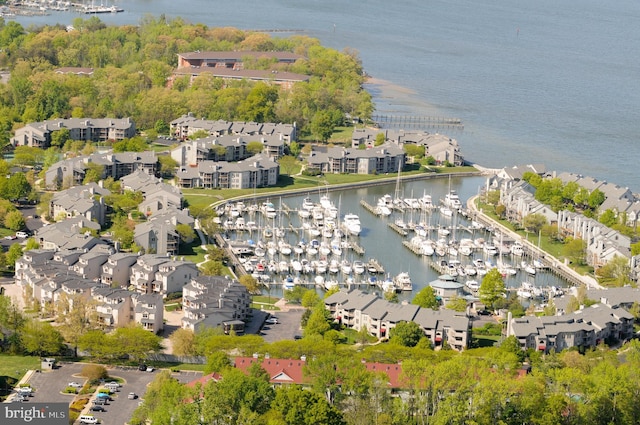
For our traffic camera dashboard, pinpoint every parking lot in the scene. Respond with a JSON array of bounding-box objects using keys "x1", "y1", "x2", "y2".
[
  {"x1": 257, "y1": 308, "x2": 305, "y2": 343},
  {"x1": 14, "y1": 362, "x2": 201, "y2": 425}
]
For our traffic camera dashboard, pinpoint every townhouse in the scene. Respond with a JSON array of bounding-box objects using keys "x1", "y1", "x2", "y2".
[
  {"x1": 181, "y1": 275, "x2": 251, "y2": 333},
  {"x1": 351, "y1": 128, "x2": 464, "y2": 166},
  {"x1": 176, "y1": 153, "x2": 279, "y2": 189},
  {"x1": 507, "y1": 303, "x2": 634, "y2": 352},
  {"x1": 11, "y1": 117, "x2": 135, "y2": 148},
  {"x1": 307, "y1": 143, "x2": 406, "y2": 175},
  {"x1": 170, "y1": 114, "x2": 297, "y2": 142},
  {"x1": 45, "y1": 151, "x2": 158, "y2": 190},
  {"x1": 34, "y1": 216, "x2": 104, "y2": 251},
  {"x1": 91, "y1": 286, "x2": 164, "y2": 333},
  {"x1": 324, "y1": 288, "x2": 470, "y2": 351},
  {"x1": 49, "y1": 182, "x2": 110, "y2": 226}
]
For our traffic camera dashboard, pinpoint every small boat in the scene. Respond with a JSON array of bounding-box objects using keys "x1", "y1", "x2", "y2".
[
  {"x1": 511, "y1": 243, "x2": 524, "y2": 256},
  {"x1": 521, "y1": 261, "x2": 536, "y2": 275},
  {"x1": 340, "y1": 260, "x2": 353, "y2": 275},
  {"x1": 353, "y1": 260, "x2": 365, "y2": 275},
  {"x1": 465, "y1": 279, "x2": 479, "y2": 291},
  {"x1": 342, "y1": 213, "x2": 362, "y2": 236},
  {"x1": 328, "y1": 259, "x2": 340, "y2": 274}
]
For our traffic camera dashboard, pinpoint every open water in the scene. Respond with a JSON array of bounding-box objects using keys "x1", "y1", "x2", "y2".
[{"x1": 14, "y1": 0, "x2": 640, "y2": 191}]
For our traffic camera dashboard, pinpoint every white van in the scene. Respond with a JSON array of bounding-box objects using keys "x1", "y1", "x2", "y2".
[
  {"x1": 16, "y1": 231, "x2": 28, "y2": 238},
  {"x1": 79, "y1": 415, "x2": 98, "y2": 424}
]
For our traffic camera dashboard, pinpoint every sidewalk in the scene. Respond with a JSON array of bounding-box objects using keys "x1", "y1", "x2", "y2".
[{"x1": 467, "y1": 195, "x2": 603, "y2": 290}]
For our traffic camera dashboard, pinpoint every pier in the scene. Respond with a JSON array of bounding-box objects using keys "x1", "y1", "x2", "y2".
[
  {"x1": 360, "y1": 199, "x2": 379, "y2": 215},
  {"x1": 388, "y1": 222, "x2": 408, "y2": 236},
  {"x1": 371, "y1": 114, "x2": 464, "y2": 130}
]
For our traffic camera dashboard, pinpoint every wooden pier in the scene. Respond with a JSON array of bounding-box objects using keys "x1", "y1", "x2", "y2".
[
  {"x1": 388, "y1": 222, "x2": 408, "y2": 236},
  {"x1": 348, "y1": 241, "x2": 365, "y2": 255},
  {"x1": 360, "y1": 199, "x2": 379, "y2": 215},
  {"x1": 402, "y1": 240, "x2": 422, "y2": 255},
  {"x1": 371, "y1": 114, "x2": 464, "y2": 130},
  {"x1": 366, "y1": 259, "x2": 385, "y2": 274}
]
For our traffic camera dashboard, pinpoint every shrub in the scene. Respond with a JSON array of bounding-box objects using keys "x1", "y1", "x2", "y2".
[
  {"x1": 81, "y1": 364, "x2": 107, "y2": 383},
  {"x1": 63, "y1": 387, "x2": 77, "y2": 394}
]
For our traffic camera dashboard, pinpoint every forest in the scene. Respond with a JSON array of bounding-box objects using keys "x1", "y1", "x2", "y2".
[{"x1": 0, "y1": 15, "x2": 373, "y2": 145}]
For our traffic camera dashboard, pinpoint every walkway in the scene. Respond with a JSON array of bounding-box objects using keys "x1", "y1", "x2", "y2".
[{"x1": 466, "y1": 195, "x2": 603, "y2": 290}]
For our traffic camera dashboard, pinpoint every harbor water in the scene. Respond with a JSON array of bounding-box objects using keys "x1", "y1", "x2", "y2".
[{"x1": 221, "y1": 176, "x2": 568, "y2": 303}]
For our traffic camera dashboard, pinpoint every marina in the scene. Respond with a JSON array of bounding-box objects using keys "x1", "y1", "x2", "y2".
[{"x1": 215, "y1": 176, "x2": 572, "y2": 304}]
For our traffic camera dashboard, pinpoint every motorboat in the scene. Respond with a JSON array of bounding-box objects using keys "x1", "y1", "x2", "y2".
[
  {"x1": 342, "y1": 213, "x2": 362, "y2": 236},
  {"x1": 511, "y1": 242, "x2": 524, "y2": 256},
  {"x1": 353, "y1": 260, "x2": 365, "y2": 275},
  {"x1": 465, "y1": 279, "x2": 479, "y2": 291},
  {"x1": 340, "y1": 260, "x2": 353, "y2": 275},
  {"x1": 393, "y1": 272, "x2": 412, "y2": 291},
  {"x1": 442, "y1": 190, "x2": 462, "y2": 210},
  {"x1": 521, "y1": 261, "x2": 536, "y2": 275}
]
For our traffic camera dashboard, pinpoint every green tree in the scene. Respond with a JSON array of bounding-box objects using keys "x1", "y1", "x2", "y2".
[
  {"x1": 278, "y1": 155, "x2": 297, "y2": 176},
  {"x1": 21, "y1": 319, "x2": 64, "y2": 357},
  {"x1": 6, "y1": 243, "x2": 23, "y2": 268},
  {"x1": 310, "y1": 109, "x2": 336, "y2": 142},
  {"x1": 563, "y1": 237, "x2": 586, "y2": 265},
  {"x1": 168, "y1": 328, "x2": 197, "y2": 357},
  {"x1": 288, "y1": 141, "x2": 301, "y2": 157},
  {"x1": 412, "y1": 285, "x2": 439, "y2": 310},
  {"x1": 403, "y1": 144, "x2": 424, "y2": 158},
  {"x1": 479, "y1": 268, "x2": 506, "y2": 310},
  {"x1": 599, "y1": 209, "x2": 618, "y2": 227},
  {"x1": 4, "y1": 210, "x2": 25, "y2": 231},
  {"x1": 50, "y1": 128, "x2": 70, "y2": 148},
  {"x1": 389, "y1": 321, "x2": 423, "y2": 347},
  {"x1": 111, "y1": 324, "x2": 163, "y2": 362},
  {"x1": 83, "y1": 162, "x2": 104, "y2": 184},
  {"x1": 304, "y1": 305, "x2": 332, "y2": 337},
  {"x1": 175, "y1": 223, "x2": 195, "y2": 243},
  {"x1": 238, "y1": 274, "x2": 259, "y2": 293},
  {"x1": 57, "y1": 293, "x2": 99, "y2": 357},
  {"x1": 203, "y1": 351, "x2": 231, "y2": 374},
  {"x1": 246, "y1": 141, "x2": 264, "y2": 155},
  {"x1": 595, "y1": 255, "x2": 632, "y2": 287},
  {"x1": 588, "y1": 188, "x2": 605, "y2": 209},
  {"x1": 374, "y1": 132, "x2": 385, "y2": 146},
  {"x1": 271, "y1": 385, "x2": 346, "y2": 425},
  {"x1": 522, "y1": 213, "x2": 547, "y2": 234},
  {"x1": 158, "y1": 155, "x2": 178, "y2": 178},
  {"x1": 445, "y1": 295, "x2": 468, "y2": 312}
]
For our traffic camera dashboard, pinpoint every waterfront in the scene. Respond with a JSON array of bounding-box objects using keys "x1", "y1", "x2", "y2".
[
  {"x1": 10, "y1": 0, "x2": 640, "y2": 191},
  {"x1": 219, "y1": 176, "x2": 569, "y2": 303}
]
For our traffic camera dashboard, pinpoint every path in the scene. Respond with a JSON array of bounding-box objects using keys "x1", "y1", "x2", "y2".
[{"x1": 466, "y1": 195, "x2": 603, "y2": 290}]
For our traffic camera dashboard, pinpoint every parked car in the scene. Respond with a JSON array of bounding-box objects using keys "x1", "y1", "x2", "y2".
[
  {"x1": 79, "y1": 415, "x2": 98, "y2": 424},
  {"x1": 128, "y1": 392, "x2": 137, "y2": 400},
  {"x1": 68, "y1": 382, "x2": 82, "y2": 388},
  {"x1": 90, "y1": 405, "x2": 105, "y2": 412},
  {"x1": 93, "y1": 398, "x2": 106, "y2": 406},
  {"x1": 4, "y1": 235, "x2": 16, "y2": 240},
  {"x1": 138, "y1": 364, "x2": 147, "y2": 371},
  {"x1": 16, "y1": 231, "x2": 29, "y2": 238},
  {"x1": 265, "y1": 317, "x2": 279, "y2": 325}
]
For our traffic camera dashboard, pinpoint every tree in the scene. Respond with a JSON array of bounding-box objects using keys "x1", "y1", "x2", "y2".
[
  {"x1": 563, "y1": 237, "x2": 586, "y2": 265},
  {"x1": 83, "y1": 162, "x2": 104, "y2": 184},
  {"x1": 389, "y1": 321, "x2": 423, "y2": 347},
  {"x1": 279, "y1": 155, "x2": 297, "y2": 176},
  {"x1": 595, "y1": 256, "x2": 632, "y2": 287},
  {"x1": 57, "y1": 293, "x2": 99, "y2": 357},
  {"x1": 203, "y1": 351, "x2": 231, "y2": 374},
  {"x1": 199, "y1": 260, "x2": 223, "y2": 276},
  {"x1": 111, "y1": 324, "x2": 163, "y2": 362},
  {"x1": 158, "y1": 155, "x2": 178, "y2": 178},
  {"x1": 175, "y1": 223, "x2": 196, "y2": 243},
  {"x1": 310, "y1": 110, "x2": 336, "y2": 142},
  {"x1": 412, "y1": 286, "x2": 439, "y2": 310},
  {"x1": 21, "y1": 319, "x2": 64, "y2": 356},
  {"x1": 445, "y1": 295, "x2": 468, "y2": 312},
  {"x1": 271, "y1": 385, "x2": 346, "y2": 425},
  {"x1": 374, "y1": 132, "x2": 385, "y2": 146},
  {"x1": 238, "y1": 274, "x2": 259, "y2": 293},
  {"x1": 4, "y1": 210, "x2": 25, "y2": 231},
  {"x1": 289, "y1": 141, "x2": 301, "y2": 157},
  {"x1": 3, "y1": 172, "x2": 31, "y2": 201},
  {"x1": 81, "y1": 364, "x2": 108, "y2": 383},
  {"x1": 522, "y1": 213, "x2": 547, "y2": 234},
  {"x1": 479, "y1": 268, "x2": 506, "y2": 310},
  {"x1": 304, "y1": 305, "x2": 332, "y2": 337},
  {"x1": 246, "y1": 141, "x2": 264, "y2": 155},
  {"x1": 588, "y1": 188, "x2": 605, "y2": 209},
  {"x1": 169, "y1": 328, "x2": 197, "y2": 357},
  {"x1": 6, "y1": 243, "x2": 23, "y2": 268},
  {"x1": 403, "y1": 144, "x2": 424, "y2": 158}
]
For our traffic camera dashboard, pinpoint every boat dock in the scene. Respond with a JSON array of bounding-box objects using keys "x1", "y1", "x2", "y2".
[
  {"x1": 360, "y1": 199, "x2": 379, "y2": 215},
  {"x1": 388, "y1": 222, "x2": 408, "y2": 236}
]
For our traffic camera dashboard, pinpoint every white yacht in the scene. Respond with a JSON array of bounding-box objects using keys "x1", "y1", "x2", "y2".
[
  {"x1": 442, "y1": 190, "x2": 463, "y2": 210},
  {"x1": 342, "y1": 213, "x2": 362, "y2": 236},
  {"x1": 393, "y1": 272, "x2": 412, "y2": 291}
]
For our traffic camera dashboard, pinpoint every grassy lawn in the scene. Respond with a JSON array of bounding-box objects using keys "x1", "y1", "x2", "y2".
[
  {"x1": 0, "y1": 355, "x2": 40, "y2": 396},
  {"x1": 473, "y1": 335, "x2": 501, "y2": 348},
  {"x1": 179, "y1": 240, "x2": 207, "y2": 264}
]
